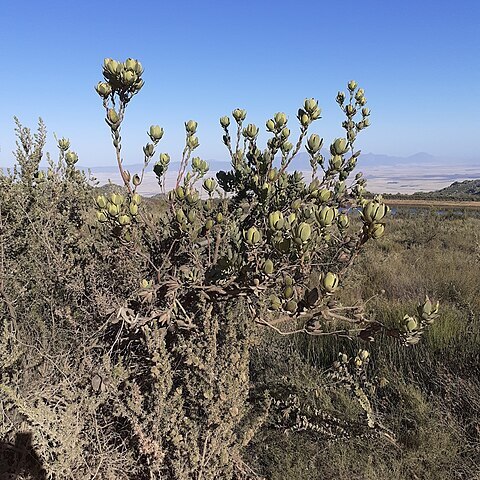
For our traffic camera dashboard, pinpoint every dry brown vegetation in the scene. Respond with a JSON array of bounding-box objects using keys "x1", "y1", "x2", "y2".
[
  {"x1": 2, "y1": 166, "x2": 479, "y2": 478},
  {"x1": 245, "y1": 208, "x2": 480, "y2": 479},
  {"x1": 1, "y1": 63, "x2": 479, "y2": 479}
]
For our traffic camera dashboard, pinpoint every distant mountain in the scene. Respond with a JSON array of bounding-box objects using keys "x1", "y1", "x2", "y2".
[
  {"x1": 406, "y1": 152, "x2": 437, "y2": 162},
  {"x1": 1, "y1": 150, "x2": 478, "y2": 173},
  {"x1": 282, "y1": 151, "x2": 440, "y2": 170},
  {"x1": 80, "y1": 151, "x2": 465, "y2": 176}
]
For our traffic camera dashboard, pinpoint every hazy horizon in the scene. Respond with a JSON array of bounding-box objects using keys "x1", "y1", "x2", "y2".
[{"x1": 2, "y1": 147, "x2": 480, "y2": 196}]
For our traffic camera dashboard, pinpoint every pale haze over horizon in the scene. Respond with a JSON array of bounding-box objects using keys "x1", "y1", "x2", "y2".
[{"x1": 1, "y1": 0, "x2": 479, "y2": 170}]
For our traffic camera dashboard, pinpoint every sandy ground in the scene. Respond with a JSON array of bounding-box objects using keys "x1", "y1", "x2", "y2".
[{"x1": 361, "y1": 163, "x2": 480, "y2": 194}]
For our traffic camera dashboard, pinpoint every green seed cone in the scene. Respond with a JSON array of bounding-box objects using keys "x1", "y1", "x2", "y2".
[
  {"x1": 118, "y1": 214, "x2": 131, "y2": 225},
  {"x1": 176, "y1": 209, "x2": 186, "y2": 223},
  {"x1": 243, "y1": 123, "x2": 259, "y2": 139},
  {"x1": 286, "y1": 300, "x2": 297, "y2": 313},
  {"x1": 268, "y1": 211, "x2": 284, "y2": 230},
  {"x1": 205, "y1": 219, "x2": 214, "y2": 230},
  {"x1": 107, "y1": 203, "x2": 119, "y2": 217},
  {"x1": 263, "y1": 259, "x2": 274, "y2": 275},
  {"x1": 110, "y1": 193, "x2": 124, "y2": 207},
  {"x1": 149, "y1": 125, "x2": 164, "y2": 142},
  {"x1": 175, "y1": 186, "x2": 185, "y2": 200},
  {"x1": 369, "y1": 223, "x2": 385, "y2": 239},
  {"x1": 307, "y1": 133, "x2": 322, "y2": 153},
  {"x1": 96, "y1": 211, "x2": 108, "y2": 223},
  {"x1": 331, "y1": 138, "x2": 348, "y2": 155},
  {"x1": 297, "y1": 222, "x2": 312, "y2": 242},
  {"x1": 95, "y1": 81, "x2": 112, "y2": 98},
  {"x1": 96, "y1": 195, "x2": 107, "y2": 209},
  {"x1": 185, "y1": 120, "x2": 198, "y2": 134},
  {"x1": 203, "y1": 178, "x2": 216, "y2": 193},
  {"x1": 244, "y1": 226, "x2": 261, "y2": 245},
  {"x1": 187, "y1": 210, "x2": 196, "y2": 223},
  {"x1": 304, "y1": 98, "x2": 318, "y2": 114},
  {"x1": 319, "y1": 189, "x2": 331, "y2": 202},
  {"x1": 129, "y1": 203, "x2": 138, "y2": 216},
  {"x1": 321, "y1": 272, "x2": 339, "y2": 293},
  {"x1": 316, "y1": 206, "x2": 336, "y2": 227},
  {"x1": 274, "y1": 112, "x2": 287, "y2": 127},
  {"x1": 65, "y1": 151, "x2": 78, "y2": 166},
  {"x1": 187, "y1": 136, "x2": 199, "y2": 149},
  {"x1": 143, "y1": 143, "x2": 154, "y2": 157},
  {"x1": 348, "y1": 80, "x2": 357, "y2": 91},
  {"x1": 270, "y1": 295, "x2": 282, "y2": 311},
  {"x1": 58, "y1": 137, "x2": 70, "y2": 151},
  {"x1": 338, "y1": 213, "x2": 349, "y2": 229},
  {"x1": 232, "y1": 109, "x2": 247, "y2": 122},
  {"x1": 283, "y1": 286, "x2": 294, "y2": 299}
]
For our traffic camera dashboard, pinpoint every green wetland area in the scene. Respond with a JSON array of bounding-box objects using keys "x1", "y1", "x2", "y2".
[{"x1": 1, "y1": 59, "x2": 479, "y2": 480}]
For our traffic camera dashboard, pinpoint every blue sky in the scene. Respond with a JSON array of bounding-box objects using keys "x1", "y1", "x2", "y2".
[{"x1": 0, "y1": 0, "x2": 479, "y2": 167}]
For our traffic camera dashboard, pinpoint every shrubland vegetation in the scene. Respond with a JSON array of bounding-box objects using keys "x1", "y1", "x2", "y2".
[
  {"x1": 0, "y1": 58, "x2": 477, "y2": 479},
  {"x1": 383, "y1": 178, "x2": 480, "y2": 201},
  {"x1": 246, "y1": 208, "x2": 480, "y2": 479}
]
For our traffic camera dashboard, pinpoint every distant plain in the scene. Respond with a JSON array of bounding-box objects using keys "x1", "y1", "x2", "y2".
[{"x1": 89, "y1": 161, "x2": 480, "y2": 197}]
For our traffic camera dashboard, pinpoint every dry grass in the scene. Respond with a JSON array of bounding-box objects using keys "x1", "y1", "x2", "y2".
[{"x1": 246, "y1": 208, "x2": 480, "y2": 479}]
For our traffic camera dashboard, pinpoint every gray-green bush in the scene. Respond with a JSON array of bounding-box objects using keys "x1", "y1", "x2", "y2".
[{"x1": 0, "y1": 58, "x2": 440, "y2": 479}]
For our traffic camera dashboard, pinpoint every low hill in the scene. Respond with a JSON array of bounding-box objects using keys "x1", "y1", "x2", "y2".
[
  {"x1": 92, "y1": 182, "x2": 128, "y2": 196},
  {"x1": 383, "y1": 179, "x2": 480, "y2": 201},
  {"x1": 419, "y1": 178, "x2": 480, "y2": 197}
]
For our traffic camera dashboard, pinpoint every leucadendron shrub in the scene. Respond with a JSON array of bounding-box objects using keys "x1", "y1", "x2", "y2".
[
  {"x1": 89, "y1": 58, "x2": 440, "y2": 478},
  {"x1": 0, "y1": 57, "x2": 441, "y2": 480}
]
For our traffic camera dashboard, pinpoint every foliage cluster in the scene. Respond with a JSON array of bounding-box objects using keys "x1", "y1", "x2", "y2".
[{"x1": 0, "y1": 58, "x2": 446, "y2": 479}]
